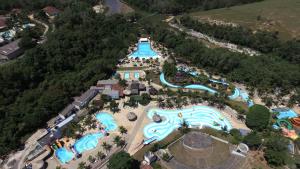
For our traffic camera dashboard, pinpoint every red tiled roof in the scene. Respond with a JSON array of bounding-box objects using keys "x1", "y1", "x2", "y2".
[
  {"x1": 43, "y1": 6, "x2": 60, "y2": 15},
  {"x1": 112, "y1": 84, "x2": 124, "y2": 97}
]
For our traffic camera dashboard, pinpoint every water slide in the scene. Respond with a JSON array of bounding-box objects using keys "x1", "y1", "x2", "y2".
[
  {"x1": 160, "y1": 73, "x2": 253, "y2": 106},
  {"x1": 276, "y1": 119, "x2": 293, "y2": 130},
  {"x1": 290, "y1": 117, "x2": 300, "y2": 128}
]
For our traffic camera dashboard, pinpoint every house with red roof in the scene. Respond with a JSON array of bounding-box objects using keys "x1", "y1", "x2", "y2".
[{"x1": 42, "y1": 6, "x2": 60, "y2": 18}]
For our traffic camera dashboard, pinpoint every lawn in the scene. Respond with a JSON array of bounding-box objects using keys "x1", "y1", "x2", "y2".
[{"x1": 189, "y1": 0, "x2": 300, "y2": 40}]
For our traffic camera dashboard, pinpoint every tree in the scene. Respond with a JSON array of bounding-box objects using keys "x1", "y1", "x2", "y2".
[
  {"x1": 119, "y1": 126, "x2": 127, "y2": 135},
  {"x1": 102, "y1": 142, "x2": 112, "y2": 152},
  {"x1": 113, "y1": 135, "x2": 121, "y2": 145},
  {"x1": 246, "y1": 104, "x2": 270, "y2": 131},
  {"x1": 243, "y1": 131, "x2": 261, "y2": 149},
  {"x1": 78, "y1": 162, "x2": 87, "y2": 169},
  {"x1": 264, "y1": 135, "x2": 290, "y2": 166},
  {"x1": 109, "y1": 100, "x2": 120, "y2": 114},
  {"x1": 107, "y1": 151, "x2": 139, "y2": 169},
  {"x1": 163, "y1": 62, "x2": 177, "y2": 77},
  {"x1": 139, "y1": 93, "x2": 151, "y2": 106},
  {"x1": 229, "y1": 129, "x2": 243, "y2": 144},
  {"x1": 96, "y1": 151, "x2": 106, "y2": 160},
  {"x1": 88, "y1": 155, "x2": 96, "y2": 163}
]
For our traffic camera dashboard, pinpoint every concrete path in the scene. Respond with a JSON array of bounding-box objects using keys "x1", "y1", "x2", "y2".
[{"x1": 28, "y1": 14, "x2": 49, "y2": 38}]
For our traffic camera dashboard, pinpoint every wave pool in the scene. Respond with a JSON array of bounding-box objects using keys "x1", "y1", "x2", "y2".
[{"x1": 129, "y1": 41, "x2": 159, "y2": 59}]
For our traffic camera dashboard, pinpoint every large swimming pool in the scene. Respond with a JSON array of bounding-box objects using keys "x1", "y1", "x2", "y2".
[
  {"x1": 129, "y1": 42, "x2": 159, "y2": 59},
  {"x1": 96, "y1": 112, "x2": 118, "y2": 131},
  {"x1": 55, "y1": 147, "x2": 74, "y2": 164},
  {"x1": 143, "y1": 106, "x2": 232, "y2": 142},
  {"x1": 73, "y1": 133, "x2": 104, "y2": 154}
]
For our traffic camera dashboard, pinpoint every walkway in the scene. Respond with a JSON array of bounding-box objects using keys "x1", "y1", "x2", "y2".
[{"x1": 28, "y1": 14, "x2": 49, "y2": 40}]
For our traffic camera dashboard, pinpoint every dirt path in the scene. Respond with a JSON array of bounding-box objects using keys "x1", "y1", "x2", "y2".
[{"x1": 28, "y1": 14, "x2": 49, "y2": 37}]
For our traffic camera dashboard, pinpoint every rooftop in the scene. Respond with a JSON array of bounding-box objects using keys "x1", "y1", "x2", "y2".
[
  {"x1": 75, "y1": 89, "x2": 98, "y2": 103},
  {"x1": 97, "y1": 79, "x2": 119, "y2": 86},
  {"x1": 43, "y1": 6, "x2": 60, "y2": 16},
  {"x1": 0, "y1": 39, "x2": 21, "y2": 56}
]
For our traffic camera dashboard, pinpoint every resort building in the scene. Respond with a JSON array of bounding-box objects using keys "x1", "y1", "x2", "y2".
[
  {"x1": 162, "y1": 131, "x2": 251, "y2": 169},
  {"x1": 43, "y1": 6, "x2": 60, "y2": 19},
  {"x1": 0, "y1": 39, "x2": 23, "y2": 60},
  {"x1": 0, "y1": 17, "x2": 7, "y2": 30},
  {"x1": 73, "y1": 89, "x2": 98, "y2": 109},
  {"x1": 59, "y1": 104, "x2": 76, "y2": 119}
]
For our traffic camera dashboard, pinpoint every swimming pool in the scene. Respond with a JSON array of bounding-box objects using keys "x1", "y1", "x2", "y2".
[
  {"x1": 73, "y1": 133, "x2": 104, "y2": 154},
  {"x1": 272, "y1": 108, "x2": 298, "y2": 119},
  {"x1": 55, "y1": 147, "x2": 74, "y2": 164},
  {"x1": 96, "y1": 112, "x2": 118, "y2": 131},
  {"x1": 124, "y1": 72, "x2": 130, "y2": 79},
  {"x1": 134, "y1": 72, "x2": 139, "y2": 79},
  {"x1": 143, "y1": 106, "x2": 232, "y2": 142},
  {"x1": 129, "y1": 42, "x2": 159, "y2": 59}
]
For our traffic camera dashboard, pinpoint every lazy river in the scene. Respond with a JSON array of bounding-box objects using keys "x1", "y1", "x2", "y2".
[
  {"x1": 143, "y1": 105, "x2": 232, "y2": 142},
  {"x1": 160, "y1": 72, "x2": 254, "y2": 107}
]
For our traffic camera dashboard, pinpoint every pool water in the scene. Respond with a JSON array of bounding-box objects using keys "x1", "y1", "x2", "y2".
[
  {"x1": 96, "y1": 112, "x2": 118, "y2": 131},
  {"x1": 160, "y1": 72, "x2": 254, "y2": 107},
  {"x1": 73, "y1": 133, "x2": 104, "y2": 154},
  {"x1": 55, "y1": 147, "x2": 74, "y2": 164},
  {"x1": 124, "y1": 72, "x2": 130, "y2": 79},
  {"x1": 129, "y1": 42, "x2": 159, "y2": 59},
  {"x1": 273, "y1": 109, "x2": 298, "y2": 119},
  {"x1": 134, "y1": 72, "x2": 139, "y2": 79},
  {"x1": 143, "y1": 106, "x2": 232, "y2": 141}
]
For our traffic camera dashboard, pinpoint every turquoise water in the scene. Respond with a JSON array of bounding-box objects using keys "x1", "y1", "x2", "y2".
[
  {"x1": 134, "y1": 72, "x2": 139, "y2": 79},
  {"x1": 96, "y1": 113, "x2": 118, "y2": 131},
  {"x1": 143, "y1": 106, "x2": 232, "y2": 141},
  {"x1": 124, "y1": 72, "x2": 130, "y2": 79},
  {"x1": 273, "y1": 109, "x2": 297, "y2": 119},
  {"x1": 74, "y1": 133, "x2": 104, "y2": 154},
  {"x1": 55, "y1": 147, "x2": 74, "y2": 164},
  {"x1": 129, "y1": 42, "x2": 159, "y2": 59},
  {"x1": 160, "y1": 72, "x2": 254, "y2": 107}
]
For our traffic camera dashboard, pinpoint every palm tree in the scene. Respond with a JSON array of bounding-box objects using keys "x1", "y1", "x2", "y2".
[
  {"x1": 113, "y1": 136, "x2": 121, "y2": 145},
  {"x1": 117, "y1": 139, "x2": 126, "y2": 148},
  {"x1": 78, "y1": 162, "x2": 87, "y2": 169},
  {"x1": 119, "y1": 126, "x2": 127, "y2": 135},
  {"x1": 96, "y1": 151, "x2": 106, "y2": 160},
  {"x1": 102, "y1": 142, "x2": 112, "y2": 153},
  {"x1": 88, "y1": 155, "x2": 95, "y2": 163},
  {"x1": 237, "y1": 114, "x2": 245, "y2": 122}
]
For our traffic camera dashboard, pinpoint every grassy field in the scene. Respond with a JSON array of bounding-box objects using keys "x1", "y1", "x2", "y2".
[{"x1": 189, "y1": 0, "x2": 300, "y2": 40}]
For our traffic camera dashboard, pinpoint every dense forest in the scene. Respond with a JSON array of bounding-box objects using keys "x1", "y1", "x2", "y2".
[
  {"x1": 141, "y1": 19, "x2": 300, "y2": 100},
  {"x1": 125, "y1": 0, "x2": 262, "y2": 14},
  {"x1": 180, "y1": 16, "x2": 300, "y2": 64},
  {"x1": 0, "y1": 2, "x2": 138, "y2": 156}
]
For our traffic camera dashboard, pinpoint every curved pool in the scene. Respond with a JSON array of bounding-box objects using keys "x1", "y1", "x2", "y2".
[
  {"x1": 143, "y1": 106, "x2": 232, "y2": 141},
  {"x1": 55, "y1": 147, "x2": 74, "y2": 164},
  {"x1": 73, "y1": 133, "x2": 104, "y2": 154},
  {"x1": 96, "y1": 112, "x2": 118, "y2": 131}
]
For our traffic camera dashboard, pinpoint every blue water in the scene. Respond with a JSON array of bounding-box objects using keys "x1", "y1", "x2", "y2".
[
  {"x1": 160, "y1": 72, "x2": 254, "y2": 107},
  {"x1": 96, "y1": 113, "x2": 118, "y2": 131},
  {"x1": 124, "y1": 72, "x2": 130, "y2": 79},
  {"x1": 143, "y1": 106, "x2": 232, "y2": 141},
  {"x1": 129, "y1": 42, "x2": 159, "y2": 59},
  {"x1": 74, "y1": 133, "x2": 104, "y2": 154},
  {"x1": 134, "y1": 72, "x2": 139, "y2": 79},
  {"x1": 273, "y1": 109, "x2": 298, "y2": 119},
  {"x1": 55, "y1": 147, "x2": 74, "y2": 164}
]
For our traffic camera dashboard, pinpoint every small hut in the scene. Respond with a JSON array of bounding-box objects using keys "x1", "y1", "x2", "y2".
[
  {"x1": 152, "y1": 113, "x2": 162, "y2": 123},
  {"x1": 127, "y1": 112, "x2": 137, "y2": 121}
]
